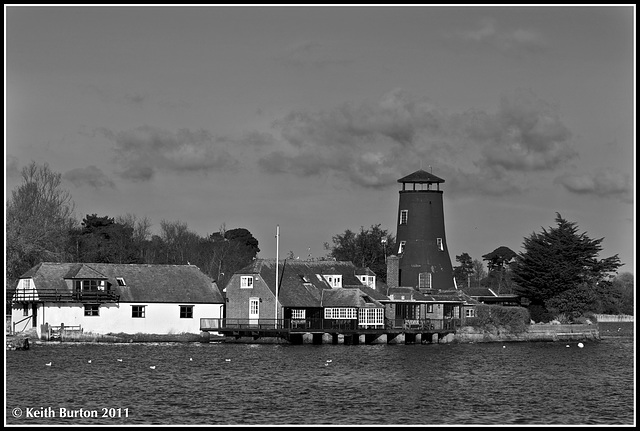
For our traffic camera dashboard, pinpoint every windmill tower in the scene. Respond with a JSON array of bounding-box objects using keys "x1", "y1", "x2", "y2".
[{"x1": 394, "y1": 168, "x2": 455, "y2": 291}]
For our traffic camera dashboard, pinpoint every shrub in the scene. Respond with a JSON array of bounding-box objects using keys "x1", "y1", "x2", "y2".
[{"x1": 466, "y1": 305, "x2": 530, "y2": 334}]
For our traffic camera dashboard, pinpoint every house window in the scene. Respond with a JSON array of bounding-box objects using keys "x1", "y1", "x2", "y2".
[
  {"x1": 241, "y1": 276, "x2": 254, "y2": 289},
  {"x1": 324, "y1": 308, "x2": 357, "y2": 319},
  {"x1": 400, "y1": 210, "x2": 408, "y2": 225},
  {"x1": 116, "y1": 277, "x2": 126, "y2": 286},
  {"x1": 75, "y1": 280, "x2": 105, "y2": 292},
  {"x1": 395, "y1": 303, "x2": 419, "y2": 319},
  {"x1": 132, "y1": 305, "x2": 146, "y2": 318},
  {"x1": 23, "y1": 304, "x2": 29, "y2": 316},
  {"x1": 427, "y1": 304, "x2": 434, "y2": 313},
  {"x1": 324, "y1": 275, "x2": 342, "y2": 288},
  {"x1": 419, "y1": 272, "x2": 432, "y2": 289},
  {"x1": 291, "y1": 309, "x2": 306, "y2": 319},
  {"x1": 359, "y1": 308, "x2": 384, "y2": 327},
  {"x1": 398, "y1": 241, "x2": 406, "y2": 254},
  {"x1": 24, "y1": 279, "x2": 31, "y2": 290},
  {"x1": 180, "y1": 305, "x2": 194, "y2": 318},
  {"x1": 84, "y1": 304, "x2": 100, "y2": 316},
  {"x1": 249, "y1": 298, "x2": 259, "y2": 316},
  {"x1": 437, "y1": 238, "x2": 444, "y2": 251},
  {"x1": 466, "y1": 308, "x2": 475, "y2": 318}
]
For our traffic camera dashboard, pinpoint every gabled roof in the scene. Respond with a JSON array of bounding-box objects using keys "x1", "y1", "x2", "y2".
[
  {"x1": 19, "y1": 262, "x2": 224, "y2": 303},
  {"x1": 235, "y1": 259, "x2": 382, "y2": 308},
  {"x1": 321, "y1": 288, "x2": 384, "y2": 308},
  {"x1": 354, "y1": 267, "x2": 376, "y2": 276},
  {"x1": 398, "y1": 169, "x2": 444, "y2": 184}
]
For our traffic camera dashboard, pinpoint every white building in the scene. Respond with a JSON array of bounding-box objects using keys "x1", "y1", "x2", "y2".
[{"x1": 9, "y1": 262, "x2": 224, "y2": 338}]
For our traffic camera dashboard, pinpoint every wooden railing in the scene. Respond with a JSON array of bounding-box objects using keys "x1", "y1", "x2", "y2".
[
  {"x1": 201, "y1": 317, "x2": 461, "y2": 332},
  {"x1": 11, "y1": 289, "x2": 120, "y2": 303}
]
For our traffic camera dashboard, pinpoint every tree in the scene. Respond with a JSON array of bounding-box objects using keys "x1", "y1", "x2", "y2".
[
  {"x1": 324, "y1": 224, "x2": 395, "y2": 283},
  {"x1": 482, "y1": 246, "x2": 517, "y2": 294},
  {"x1": 453, "y1": 252, "x2": 474, "y2": 289},
  {"x1": 512, "y1": 213, "x2": 622, "y2": 321},
  {"x1": 207, "y1": 225, "x2": 260, "y2": 289},
  {"x1": 471, "y1": 259, "x2": 486, "y2": 288},
  {"x1": 6, "y1": 161, "x2": 78, "y2": 283},
  {"x1": 71, "y1": 214, "x2": 139, "y2": 263},
  {"x1": 610, "y1": 272, "x2": 634, "y2": 315}
]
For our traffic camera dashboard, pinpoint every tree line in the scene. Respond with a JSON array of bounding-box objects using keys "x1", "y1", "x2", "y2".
[{"x1": 6, "y1": 162, "x2": 634, "y2": 321}]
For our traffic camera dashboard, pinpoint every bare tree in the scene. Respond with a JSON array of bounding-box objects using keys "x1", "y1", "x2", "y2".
[{"x1": 6, "y1": 161, "x2": 78, "y2": 283}]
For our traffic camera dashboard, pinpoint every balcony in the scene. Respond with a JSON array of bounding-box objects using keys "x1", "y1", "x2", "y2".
[{"x1": 11, "y1": 288, "x2": 120, "y2": 304}]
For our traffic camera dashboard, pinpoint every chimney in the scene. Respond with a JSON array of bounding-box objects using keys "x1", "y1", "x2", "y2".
[{"x1": 387, "y1": 255, "x2": 399, "y2": 290}]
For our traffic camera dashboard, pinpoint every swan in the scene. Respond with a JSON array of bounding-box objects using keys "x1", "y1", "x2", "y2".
[{"x1": 45, "y1": 362, "x2": 52, "y2": 367}]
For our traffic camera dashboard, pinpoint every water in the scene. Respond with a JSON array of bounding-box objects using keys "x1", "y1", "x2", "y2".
[{"x1": 5, "y1": 323, "x2": 635, "y2": 426}]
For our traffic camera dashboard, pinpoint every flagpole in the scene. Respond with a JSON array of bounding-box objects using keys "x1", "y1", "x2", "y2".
[{"x1": 275, "y1": 225, "x2": 279, "y2": 329}]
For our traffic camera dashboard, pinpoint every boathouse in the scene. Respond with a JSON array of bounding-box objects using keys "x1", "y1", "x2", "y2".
[{"x1": 9, "y1": 262, "x2": 225, "y2": 339}]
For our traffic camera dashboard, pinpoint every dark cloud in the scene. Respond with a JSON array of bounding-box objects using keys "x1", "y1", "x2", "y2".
[
  {"x1": 63, "y1": 166, "x2": 116, "y2": 189},
  {"x1": 257, "y1": 88, "x2": 576, "y2": 194},
  {"x1": 96, "y1": 126, "x2": 239, "y2": 182},
  {"x1": 555, "y1": 169, "x2": 632, "y2": 203},
  {"x1": 467, "y1": 89, "x2": 577, "y2": 172}
]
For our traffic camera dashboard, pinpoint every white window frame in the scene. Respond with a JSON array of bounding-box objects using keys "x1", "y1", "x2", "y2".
[
  {"x1": 291, "y1": 309, "x2": 306, "y2": 319},
  {"x1": 241, "y1": 276, "x2": 254, "y2": 289},
  {"x1": 419, "y1": 272, "x2": 432, "y2": 289},
  {"x1": 427, "y1": 304, "x2": 434, "y2": 313},
  {"x1": 324, "y1": 308, "x2": 357, "y2": 319},
  {"x1": 249, "y1": 298, "x2": 259, "y2": 316},
  {"x1": 400, "y1": 210, "x2": 408, "y2": 225},
  {"x1": 398, "y1": 241, "x2": 406, "y2": 254},
  {"x1": 466, "y1": 308, "x2": 475, "y2": 318},
  {"x1": 324, "y1": 275, "x2": 342, "y2": 288},
  {"x1": 437, "y1": 238, "x2": 444, "y2": 251},
  {"x1": 358, "y1": 308, "x2": 384, "y2": 328},
  {"x1": 116, "y1": 277, "x2": 126, "y2": 286}
]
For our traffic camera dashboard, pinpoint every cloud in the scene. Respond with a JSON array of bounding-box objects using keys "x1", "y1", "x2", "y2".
[
  {"x1": 257, "y1": 88, "x2": 576, "y2": 195},
  {"x1": 466, "y1": 89, "x2": 577, "y2": 172},
  {"x1": 453, "y1": 17, "x2": 547, "y2": 57},
  {"x1": 555, "y1": 169, "x2": 633, "y2": 203},
  {"x1": 63, "y1": 166, "x2": 116, "y2": 189},
  {"x1": 96, "y1": 126, "x2": 239, "y2": 182}
]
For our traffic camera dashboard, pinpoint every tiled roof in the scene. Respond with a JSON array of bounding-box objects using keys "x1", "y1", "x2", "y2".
[
  {"x1": 354, "y1": 267, "x2": 375, "y2": 276},
  {"x1": 321, "y1": 288, "x2": 384, "y2": 308},
  {"x1": 397, "y1": 169, "x2": 445, "y2": 184},
  {"x1": 20, "y1": 262, "x2": 224, "y2": 303},
  {"x1": 237, "y1": 259, "x2": 385, "y2": 308}
]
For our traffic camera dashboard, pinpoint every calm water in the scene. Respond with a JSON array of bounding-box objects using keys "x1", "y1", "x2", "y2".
[{"x1": 5, "y1": 323, "x2": 635, "y2": 426}]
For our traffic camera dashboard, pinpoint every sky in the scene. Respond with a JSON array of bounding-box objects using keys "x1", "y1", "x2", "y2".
[{"x1": 4, "y1": 5, "x2": 636, "y2": 275}]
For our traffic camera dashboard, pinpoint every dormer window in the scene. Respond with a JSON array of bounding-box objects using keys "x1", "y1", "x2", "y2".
[
  {"x1": 116, "y1": 277, "x2": 126, "y2": 286},
  {"x1": 323, "y1": 275, "x2": 342, "y2": 288}
]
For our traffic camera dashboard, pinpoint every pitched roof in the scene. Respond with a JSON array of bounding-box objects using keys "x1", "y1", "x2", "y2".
[
  {"x1": 236, "y1": 259, "x2": 383, "y2": 308},
  {"x1": 397, "y1": 169, "x2": 445, "y2": 184},
  {"x1": 20, "y1": 262, "x2": 224, "y2": 303},
  {"x1": 321, "y1": 288, "x2": 384, "y2": 308}
]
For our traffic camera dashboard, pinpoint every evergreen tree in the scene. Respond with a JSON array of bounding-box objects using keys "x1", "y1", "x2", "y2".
[
  {"x1": 512, "y1": 213, "x2": 622, "y2": 321},
  {"x1": 324, "y1": 224, "x2": 395, "y2": 283},
  {"x1": 453, "y1": 252, "x2": 474, "y2": 289},
  {"x1": 482, "y1": 246, "x2": 517, "y2": 294}
]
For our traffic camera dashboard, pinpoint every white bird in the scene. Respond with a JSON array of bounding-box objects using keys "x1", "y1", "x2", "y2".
[
  {"x1": 150, "y1": 365, "x2": 156, "y2": 369},
  {"x1": 87, "y1": 360, "x2": 92, "y2": 364},
  {"x1": 326, "y1": 360, "x2": 332, "y2": 363},
  {"x1": 566, "y1": 345, "x2": 570, "y2": 348},
  {"x1": 45, "y1": 362, "x2": 52, "y2": 367},
  {"x1": 117, "y1": 359, "x2": 123, "y2": 362},
  {"x1": 502, "y1": 346, "x2": 506, "y2": 349},
  {"x1": 225, "y1": 359, "x2": 231, "y2": 362},
  {"x1": 578, "y1": 343, "x2": 584, "y2": 348}
]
